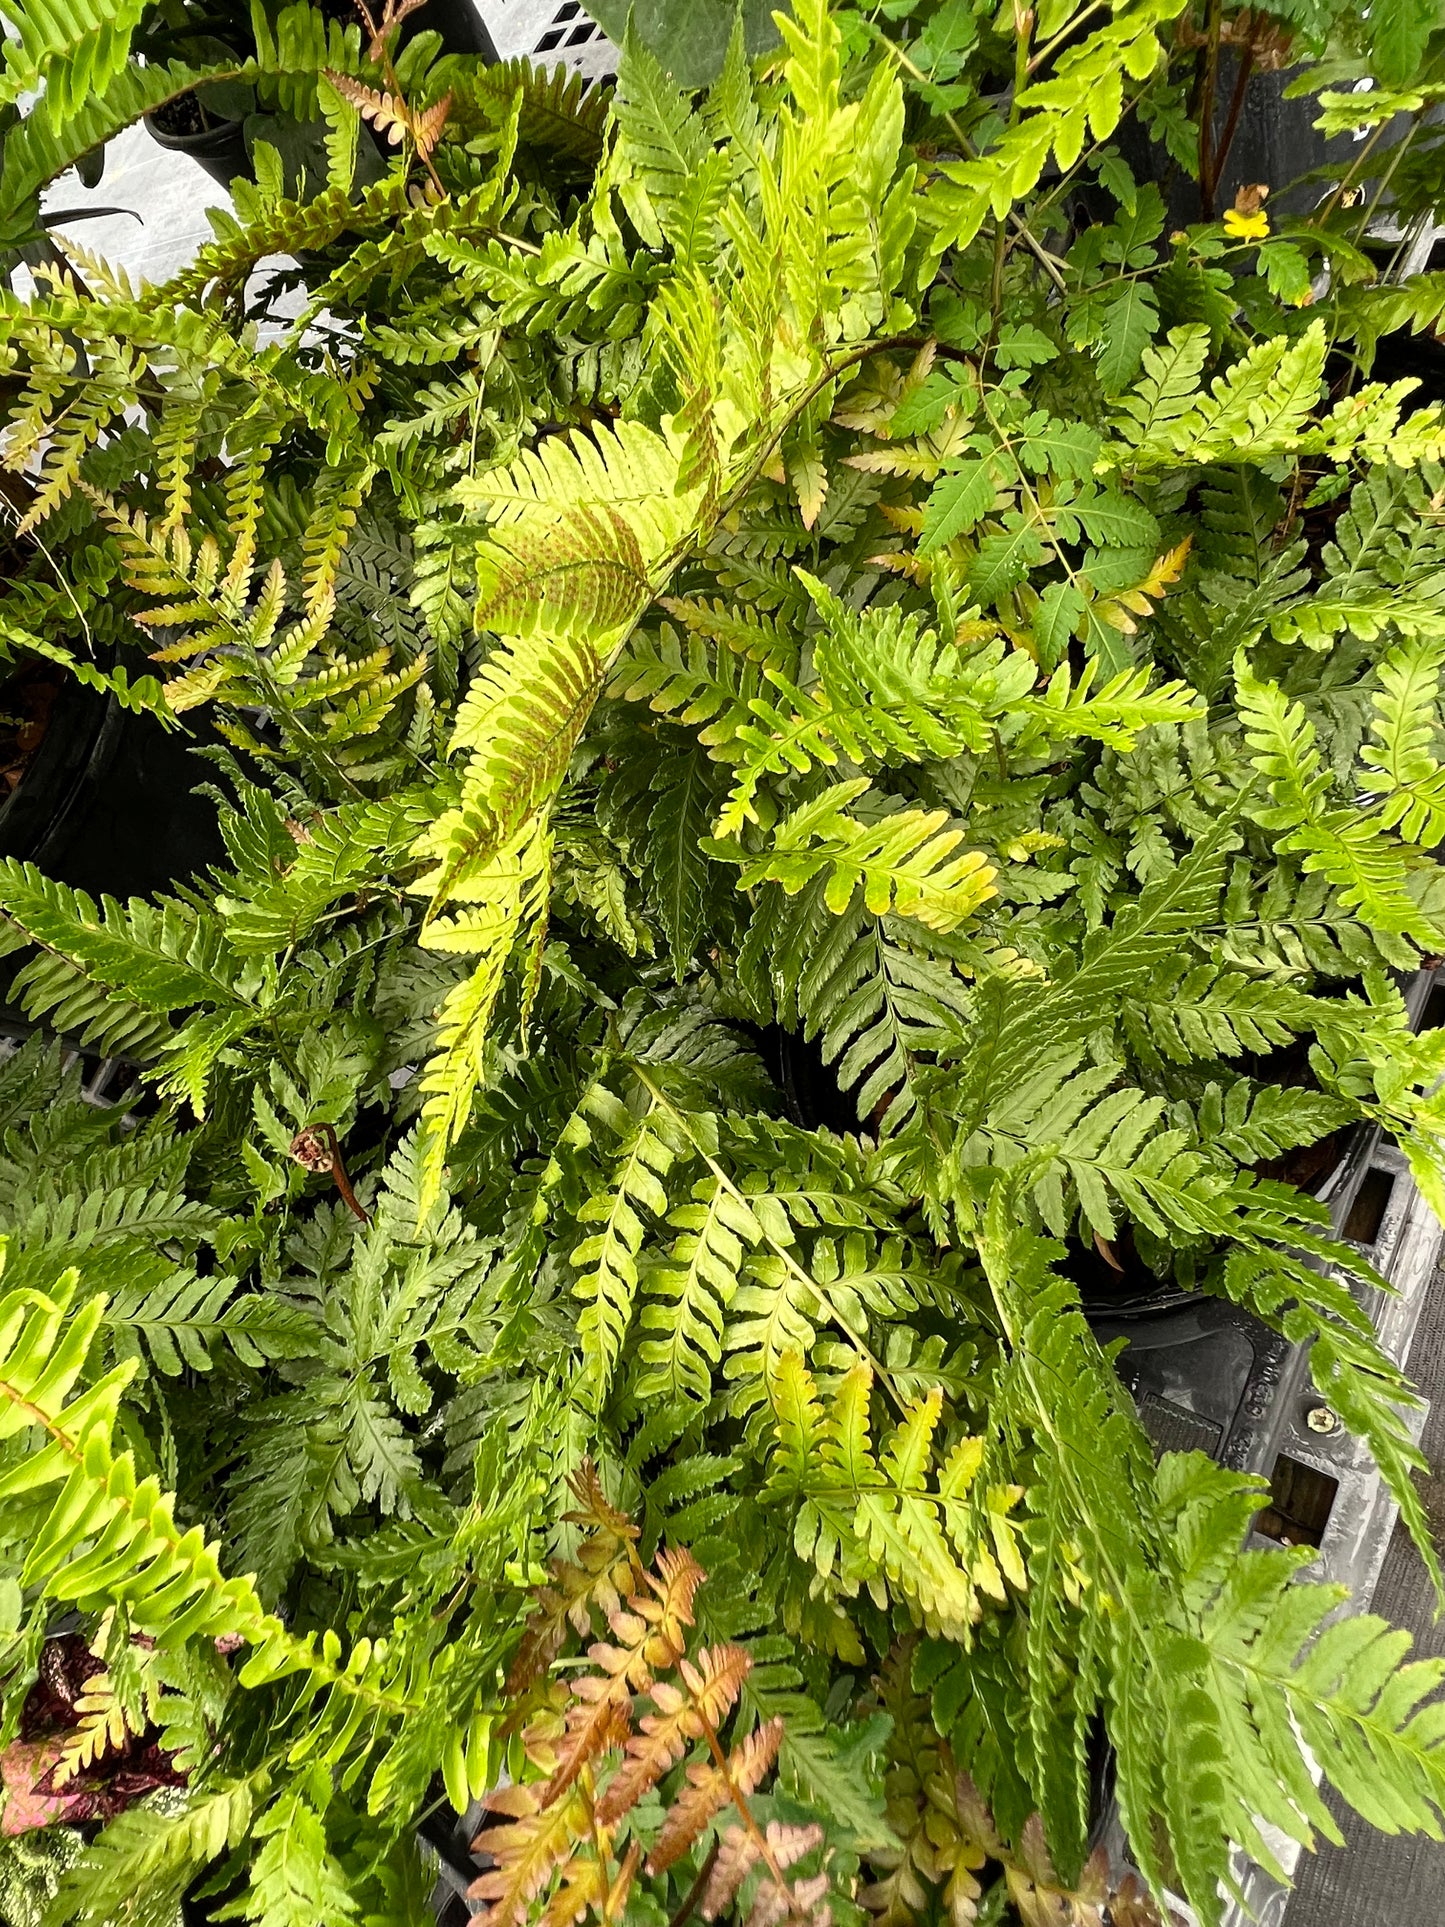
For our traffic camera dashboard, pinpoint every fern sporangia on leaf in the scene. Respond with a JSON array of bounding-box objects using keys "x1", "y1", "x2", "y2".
[{"x1": 7, "y1": 0, "x2": 1445, "y2": 1922}]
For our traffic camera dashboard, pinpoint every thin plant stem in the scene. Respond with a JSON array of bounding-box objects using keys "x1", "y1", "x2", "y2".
[
  {"x1": 697, "y1": 1710, "x2": 811, "y2": 1925},
  {"x1": 882, "y1": 33, "x2": 1069, "y2": 295},
  {"x1": 1354, "y1": 115, "x2": 1424, "y2": 244},
  {"x1": 1211, "y1": 46, "x2": 1255, "y2": 203},
  {"x1": 667, "y1": 1844, "x2": 719, "y2": 1927},
  {"x1": 1197, "y1": 0, "x2": 1224, "y2": 218},
  {"x1": 991, "y1": 0, "x2": 1034, "y2": 340},
  {"x1": 1027, "y1": 0, "x2": 1107, "y2": 75},
  {"x1": 1314, "y1": 116, "x2": 1394, "y2": 227}
]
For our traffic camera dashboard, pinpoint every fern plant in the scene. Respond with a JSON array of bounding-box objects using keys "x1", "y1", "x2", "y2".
[{"x1": 6, "y1": 3, "x2": 1445, "y2": 1924}]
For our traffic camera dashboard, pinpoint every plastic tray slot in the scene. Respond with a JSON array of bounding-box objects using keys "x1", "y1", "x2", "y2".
[
  {"x1": 1255, "y1": 1453, "x2": 1339, "y2": 1550},
  {"x1": 1342, "y1": 1166, "x2": 1396, "y2": 1246}
]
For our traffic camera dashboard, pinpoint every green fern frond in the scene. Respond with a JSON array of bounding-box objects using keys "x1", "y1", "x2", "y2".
[
  {"x1": 2, "y1": 948, "x2": 176, "y2": 1059},
  {"x1": 0, "y1": 0, "x2": 149, "y2": 127},
  {"x1": 1166, "y1": 1452, "x2": 1445, "y2": 1870},
  {"x1": 716, "y1": 780, "x2": 997, "y2": 934},
  {"x1": 417, "y1": 635, "x2": 604, "y2": 916},
  {"x1": 0, "y1": 1278, "x2": 275, "y2": 1642},
  {"x1": 217, "y1": 793, "x2": 428, "y2": 956},
  {"x1": 633, "y1": 1174, "x2": 759, "y2": 1409},
  {"x1": 302, "y1": 459, "x2": 373, "y2": 624},
  {"x1": 712, "y1": 576, "x2": 1036, "y2": 834},
  {"x1": 614, "y1": 27, "x2": 729, "y2": 269},
  {"x1": 1122, "y1": 965, "x2": 1313, "y2": 1068},
  {"x1": 1109, "y1": 324, "x2": 1211, "y2": 453},
  {"x1": 1111, "y1": 324, "x2": 1327, "y2": 470},
  {"x1": 767, "y1": 1350, "x2": 1013, "y2": 1640},
  {"x1": 53, "y1": 1779, "x2": 263, "y2": 1927},
  {"x1": 0, "y1": 61, "x2": 229, "y2": 247},
  {"x1": 927, "y1": 829, "x2": 1233, "y2": 1167},
  {"x1": 1359, "y1": 632, "x2": 1445, "y2": 845},
  {"x1": 0, "y1": 861, "x2": 247, "y2": 1013},
  {"x1": 573, "y1": 1101, "x2": 690, "y2": 1403},
  {"x1": 456, "y1": 418, "x2": 695, "y2": 580},
  {"x1": 744, "y1": 881, "x2": 971, "y2": 1126},
  {"x1": 972, "y1": 1195, "x2": 1162, "y2": 1879},
  {"x1": 611, "y1": 626, "x2": 765, "y2": 759},
  {"x1": 453, "y1": 57, "x2": 610, "y2": 168},
  {"x1": 1335, "y1": 271, "x2": 1445, "y2": 367},
  {"x1": 413, "y1": 819, "x2": 553, "y2": 1209},
  {"x1": 103, "y1": 1272, "x2": 321, "y2": 1377},
  {"x1": 659, "y1": 595, "x2": 798, "y2": 671},
  {"x1": 1237, "y1": 653, "x2": 1445, "y2": 956},
  {"x1": 1193, "y1": 1079, "x2": 1352, "y2": 1165}
]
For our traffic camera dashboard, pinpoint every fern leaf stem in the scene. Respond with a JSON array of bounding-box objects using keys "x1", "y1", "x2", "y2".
[
  {"x1": 704, "y1": 334, "x2": 941, "y2": 542},
  {"x1": 879, "y1": 34, "x2": 1069, "y2": 293},
  {"x1": 666, "y1": 1842, "x2": 719, "y2": 1927},
  {"x1": 696, "y1": 1706, "x2": 811, "y2": 1924}
]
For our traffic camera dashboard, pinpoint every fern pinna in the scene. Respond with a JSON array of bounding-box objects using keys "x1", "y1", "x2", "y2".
[{"x1": 6, "y1": 1, "x2": 1445, "y2": 1923}]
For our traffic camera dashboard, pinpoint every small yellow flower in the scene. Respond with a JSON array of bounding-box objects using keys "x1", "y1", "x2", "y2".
[
  {"x1": 1223, "y1": 207, "x2": 1271, "y2": 241},
  {"x1": 1225, "y1": 183, "x2": 1270, "y2": 242}
]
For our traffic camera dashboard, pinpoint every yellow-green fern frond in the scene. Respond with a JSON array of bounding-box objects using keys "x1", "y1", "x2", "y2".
[
  {"x1": 715, "y1": 779, "x2": 997, "y2": 933},
  {"x1": 457, "y1": 417, "x2": 697, "y2": 570},
  {"x1": 0, "y1": 0, "x2": 147, "y2": 127},
  {"x1": 0, "y1": 1277, "x2": 274, "y2": 1643},
  {"x1": 416, "y1": 632, "x2": 604, "y2": 916},
  {"x1": 413, "y1": 818, "x2": 553, "y2": 1209}
]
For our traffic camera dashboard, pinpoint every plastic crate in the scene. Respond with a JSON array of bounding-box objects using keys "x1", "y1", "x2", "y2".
[
  {"x1": 475, "y1": 0, "x2": 617, "y2": 81},
  {"x1": 1090, "y1": 965, "x2": 1445, "y2": 1925}
]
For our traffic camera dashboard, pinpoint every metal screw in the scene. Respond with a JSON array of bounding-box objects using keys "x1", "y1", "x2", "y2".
[{"x1": 1306, "y1": 1405, "x2": 1340, "y2": 1435}]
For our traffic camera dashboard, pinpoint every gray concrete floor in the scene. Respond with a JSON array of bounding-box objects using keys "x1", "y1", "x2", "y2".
[{"x1": 41, "y1": 124, "x2": 232, "y2": 286}]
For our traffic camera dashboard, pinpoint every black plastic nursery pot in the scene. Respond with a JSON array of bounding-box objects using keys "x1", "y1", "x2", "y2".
[
  {"x1": 1094, "y1": 969, "x2": 1440, "y2": 1494},
  {"x1": 1201, "y1": 64, "x2": 1344, "y2": 221},
  {"x1": 143, "y1": 94, "x2": 253, "y2": 193},
  {"x1": 418, "y1": 1795, "x2": 488, "y2": 1924},
  {"x1": 415, "y1": 0, "x2": 500, "y2": 58},
  {"x1": 1089, "y1": 1105, "x2": 1398, "y2": 1514},
  {"x1": 1113, "y1": 55, "x2": 1405, "y2": 229},
  {"x1": 0, "y1": 657, "x2": 222, "y2": 904}
]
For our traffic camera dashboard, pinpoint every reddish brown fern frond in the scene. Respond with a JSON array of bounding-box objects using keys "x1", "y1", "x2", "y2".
[
  {"x1": 1108, "y1": 1874, "x2": 1165, "y2": 1927},
  {"x1": 487, "y1": 1513, "x2": 813, "y2": 1927},
  {"x1": 507, "y1": 1463, "x2": 642, "y2": 1695},
  {"x1": 563, "y1": 1462, "x2": 636, "y2": 1542},
  {"x1": 648, "y1": 1716, "x2": 785, "y2": 1873},
  {"x1": 534, "y1": 1867, "x2": 590, "y2": 1927},
  {"x1": 609, "y1": 1841, "x2": 644, "y2": 1921},
  {"x1": 597, "y1": 1642, "x2": 752, "y2": 1825},
  {"x1": 536, "y1": 1558, "x2": 704, "y2": 1808},
  {"x1": 533, "y1": 1840, "x2": 644, "y2": 1927},
  {"x1": 412, "y1": 93, "x2": 453, "y2": 160},
  {"x1": 361, "y1": 0, "x2": 430, "y2": 59},
  {"x1": 506, "y1": 1600, "x2": 575, "y2": 1699},
  {"x1": 1003, "y1": 1829, "x2": 1109, "y2": 1926},
  {"x1": 536, "y1": 1681, "x2": 633, "y2": 1810},
  {"x1": 702, "y1": 1826, "x2": 763, "y2": 1920},
  {"x1": 469, "y1": 1783, "x2": 593, "y2": 1927},
  {"x1": 325, "y1": 71, "x2": 418, "y2": 145},
  {"x1": 749, "y1": 1870, "x2": 831, "y2": 1927},
  {"x1": 535, "y1": 1854, "x2": 601, "y2": 1927},
  {"x1": 675, "y1": 1643, "x2": 752, "y2": 1728},
  {"x1": 702, "y1": 1821, "x2": 826, "y2": 1924},
  {"x1": 622, "y1": 1544, "x2": 705, "y2": 1671},
  {"x1": 326, "y1": 73, "x2": 402, "y2": 141}
]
